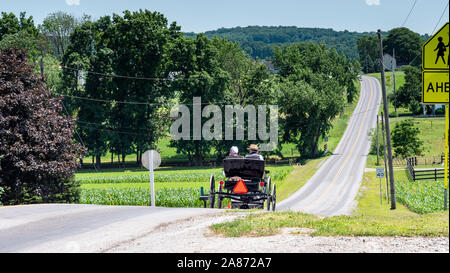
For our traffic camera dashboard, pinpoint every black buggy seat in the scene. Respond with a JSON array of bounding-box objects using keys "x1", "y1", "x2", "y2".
[{"x1": 223, "y1": 158, "x2": 265, "y2": 179}]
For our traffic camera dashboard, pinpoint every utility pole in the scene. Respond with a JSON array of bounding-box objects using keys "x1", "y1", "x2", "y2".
[
  {"x1": 381, "y1": 111, "x2": 390, "y2": 203},
  {"x1": 377, "y1": 115, "x2": 380, "y2": 166},
  {"x1": 392, "y1": 49, "x2": 397, "y2": 113},
  {"x1": 377, "y1": 30, "x2": 396, "y2": 209}
]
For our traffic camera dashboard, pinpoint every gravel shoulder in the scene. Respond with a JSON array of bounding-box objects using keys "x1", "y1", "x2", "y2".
[{"x1": 106, "y1": 212, "x2": 449, "y2": 253}]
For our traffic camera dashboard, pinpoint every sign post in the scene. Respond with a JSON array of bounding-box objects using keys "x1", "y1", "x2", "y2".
[
  {"x1": 445, "y1": 106, "x2": 449, "y2": 210},
  {"x1": 142, "y1": 150, "x2": 161, "y2": 207},
  {"x1": 376, "y1": 168, "x2": 385, "y2": 204},
  {"x1": 422, "y1": 22, "x2": 449, "y2": 210}
]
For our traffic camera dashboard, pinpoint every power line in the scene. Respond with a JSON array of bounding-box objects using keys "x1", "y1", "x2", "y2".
[
  {"x1": 401, "y1": 0, "x2": 418, "y2": 27},
  {"x1": 60, "y1": 102, "x2": 99, "y2": 172},
  {"x1": 52, "y1": 90, "x2": 231, "y2": 106},
  {"x1": 430, "y1": 1, "x2": 449, "y2": 35},
  {"x1": 407, "y1": 1, "x2": 449, "y2": 66},
  {"x1": 54, "y1": 65, "x2": 230, "y2": 81}
]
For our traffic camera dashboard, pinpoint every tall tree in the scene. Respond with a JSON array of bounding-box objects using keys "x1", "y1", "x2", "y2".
[
  {"x1": 274, "y1": 42, "x2": 351, "y2": 158},
  {"x1": 357, "y1": 34, "x2": 380, "y2": 73},
  {"x1": 383, "y1": 27, "x2": 423, "y2": 65},
  {"x1": 169, "y1": 34, "x2": 229, "y2": 165},
  {"x1": 39, "y1": 11, "x2": 79, "y2": 60}
]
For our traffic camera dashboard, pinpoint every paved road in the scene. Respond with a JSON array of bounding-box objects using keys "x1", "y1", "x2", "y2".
[
  {"x1": 0, "y1": 204, "x2": 220, "y2": 252},
  {"x1": 278, "y1": 76, "x2": 382, "y2": 216}
]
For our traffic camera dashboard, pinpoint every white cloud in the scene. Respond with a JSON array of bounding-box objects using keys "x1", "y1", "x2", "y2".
[
  {"x1": 65, "y1": 0, "x2": 80, "y2": 6},
  {"x1": 365, "y1": 0, "x2": 380, "y2": 6}
]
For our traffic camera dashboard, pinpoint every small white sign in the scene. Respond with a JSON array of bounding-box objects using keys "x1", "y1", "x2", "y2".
[
  {"x1": 142, "y1": 150, "x2": 161, "y2": 170},
  {"x1": 376, "y1": 168, "x2": 385, "y2": 178}
]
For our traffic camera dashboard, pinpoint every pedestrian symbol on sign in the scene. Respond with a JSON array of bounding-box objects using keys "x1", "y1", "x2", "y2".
[{"x1": 434, "y1": 37, "x2": 449, "y2": 65}]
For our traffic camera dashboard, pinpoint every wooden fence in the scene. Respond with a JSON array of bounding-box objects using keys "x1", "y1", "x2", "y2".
[{"x1": 406, "y1": 157, "x2": 445, "y2": 181}]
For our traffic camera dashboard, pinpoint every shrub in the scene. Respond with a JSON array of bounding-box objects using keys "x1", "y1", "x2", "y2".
[{"x1": 0, "y1": 49, "x2": 85, "y2": 205}]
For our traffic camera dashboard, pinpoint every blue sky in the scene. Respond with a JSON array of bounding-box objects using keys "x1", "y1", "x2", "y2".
[{"x1": 1, "y1": 0, "x2": 448, "y2": 35}]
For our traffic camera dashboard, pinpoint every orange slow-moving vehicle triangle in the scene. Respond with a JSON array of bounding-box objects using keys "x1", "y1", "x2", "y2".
[{"x1": 233, "y1": 180, "x2": 248, "y2": 194}]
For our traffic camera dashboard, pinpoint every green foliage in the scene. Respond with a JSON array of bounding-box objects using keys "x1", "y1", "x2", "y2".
[
  {"x1": 0, "y1": 49, "x2": 84, "y2": 205},
  {"x1": 80, "y1": 187, "x2": 204, "y2": 207},
  {"x1": 274, "y1": 42, "x2": 358, "y2": 158},
  {"x1": 190, "y1": 26, "x2": 367, "y2": 60},
  {"x1": 391, "y1": 119, "x2": 423, "y2": 158},
  {"x1": 391, "y1": 65, "x2": 421, "y2": 110},
  {"x1": 396, "y1": 177, "x2": 449, "y2": 214},
  {"x1": 383, "y1": 27, "x2": 424, "y2": 65},
  {"x1": 357, "y1": 34, "x2": 381, "y2": 73}
]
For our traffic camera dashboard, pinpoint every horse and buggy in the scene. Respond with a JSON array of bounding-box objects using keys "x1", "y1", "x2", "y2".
[{"x1": 200, "y1": 158, "x2": 276, "y2": 211}]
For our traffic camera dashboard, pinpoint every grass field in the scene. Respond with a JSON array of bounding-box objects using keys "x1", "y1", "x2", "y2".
[
  {"x1": 77, "y1": 165, "x2": 294, "y2": 207},
  {"x1": 366, "y1": 116, "x2": 446, "y2": 168}
]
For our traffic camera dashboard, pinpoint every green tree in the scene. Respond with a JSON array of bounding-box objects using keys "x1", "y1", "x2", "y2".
[
  {"x1": 391, "y1": 65, "x2": 422, "y2": 114},
  {"x1": 39, "y1": 11, "x2": 80, "y2": 60},
  {"x1": 169, "y1": 34, "x2": 229, "y2": 164},
  {"x1": 391, "y1": 119, "x2": 423, "y2": 158},
  {"x1": 383, "y1": 27, "x2": 423, "y2": 65},
  {"x1": 357, "y1": 34, "x2": 380, "y2": 73},
  {"x1": 274, "y1": 42, "x2": 350, "y2": 158}
]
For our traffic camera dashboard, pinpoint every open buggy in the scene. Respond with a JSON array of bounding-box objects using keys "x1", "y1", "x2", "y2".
[{"x1": 202, "y1": 158, "x2": 276, "y2": 211}]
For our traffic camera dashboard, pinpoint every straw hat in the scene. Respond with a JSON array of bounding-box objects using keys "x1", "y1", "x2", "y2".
[{"x1": 248, "y1": 144, "x2": 259, "y2": 151}]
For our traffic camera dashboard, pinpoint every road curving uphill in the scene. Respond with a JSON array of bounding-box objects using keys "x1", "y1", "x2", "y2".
[{"x1": 277, "y1": 76, "x2": 382, "y2": 216}]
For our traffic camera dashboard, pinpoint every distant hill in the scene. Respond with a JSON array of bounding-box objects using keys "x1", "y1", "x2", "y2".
[{"x1": 185, "y1": 26, "x2": 373, "y2": 60}]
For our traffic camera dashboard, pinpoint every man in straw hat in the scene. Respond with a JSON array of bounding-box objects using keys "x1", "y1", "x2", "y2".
[{"x1": 245, "y1": 144, "x2": 264, "y2": 160}]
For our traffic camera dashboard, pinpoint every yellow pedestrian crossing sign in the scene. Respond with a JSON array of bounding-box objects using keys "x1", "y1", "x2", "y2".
[
  {"x1": 422, "y1": 22, "x2": 449, "y2": 71},
  {"x1": 422, "y1": 70, "x2": 449, "y2": 104},
  {"x1": 422, "y1": 22, "x2": 449, "y2": 104}
]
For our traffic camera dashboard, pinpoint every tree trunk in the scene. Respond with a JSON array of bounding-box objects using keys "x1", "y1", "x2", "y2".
[
  {"x1": 312, "y1": 128, "x2": 321, "y2": 158},
  {"x1": 40, "y1": 56, "x2": 44, "y2": 80},
  {"x1": 95, "y1": 154, "x2": 101, "y2": 169},
  {"x1": 121, "y1": 153, "x2": 126, "y2": 168}
]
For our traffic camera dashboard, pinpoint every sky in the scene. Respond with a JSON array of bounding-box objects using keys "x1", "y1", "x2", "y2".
[{"x1": 1, "y1": 0, "x2": 448, "y2": 35}]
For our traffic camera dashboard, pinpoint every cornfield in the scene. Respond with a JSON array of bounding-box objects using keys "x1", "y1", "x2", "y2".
[
  {"x1": 80, "y1": 188, "x2": 205, "y2": 207},
  {"x1": 396, "y1": 179, "x2": 449, "y2": 214}
]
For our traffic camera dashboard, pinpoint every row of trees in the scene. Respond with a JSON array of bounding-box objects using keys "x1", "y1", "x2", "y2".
[
  {"x1": 187, "y1": 26, "x2": 367, "y2": 60},
  {"x1": 58, "y1": 10, "x2": 361, "y2": 166},
  {"x1": 1, "y1": 10, "x2": 361, "y2": 168}
]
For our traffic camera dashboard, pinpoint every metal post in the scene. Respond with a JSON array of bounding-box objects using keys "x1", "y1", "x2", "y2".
[
  {"x1": 150, "y1": 150, "x2": 155, "y2": 207},
  {"x1": 378, "y1": 29, "x2": 396, "y2": 210},
  {"x1": 445, "y1": 105, "x2": 449, "y2": 210}
]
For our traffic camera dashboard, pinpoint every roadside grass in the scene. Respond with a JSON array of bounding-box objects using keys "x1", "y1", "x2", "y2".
[
  {"x1": 210, "y1": 170, "x2": 449, "y2": 237},
  {"x1": 276, "y1": 158, "x2": 325, "y2": 202}
]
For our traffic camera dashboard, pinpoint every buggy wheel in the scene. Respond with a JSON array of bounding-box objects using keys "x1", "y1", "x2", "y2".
[
  {"x1": 217, "y1": 182, "x2": 223, "y2": 209},
  {"x1": 209, "y1": 175, "x2": 215, "y2": 208},
  {"x1": 266, "y1": 177, "x2": 271, "y2": 211},
  {"x1": 271, "y1": 183, "x2": 276, "y2": 211}
]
